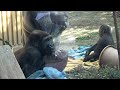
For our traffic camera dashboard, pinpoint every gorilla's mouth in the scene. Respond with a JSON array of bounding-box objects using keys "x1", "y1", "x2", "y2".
[{"x1": 46, "y1": 47, "x2": 55, "y2": 55}]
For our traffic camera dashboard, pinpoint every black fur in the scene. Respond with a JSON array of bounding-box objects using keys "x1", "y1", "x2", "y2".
[
  {"x1": 83, "y1": 24, "x2": 114, "y2": 62},
  {"x1": 22, "y1": 11, "x2": 69, "y2": 45},
  {"x1": 14, "y1": 30, "x2": 55, "y2": 78}
]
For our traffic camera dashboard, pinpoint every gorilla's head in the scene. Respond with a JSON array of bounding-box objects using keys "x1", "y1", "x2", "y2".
[
  {"x1": 22, "y1": 11, "x2": 69, "y2": 45},
  {"x1": 50, "y1": 11, "x2": 69, "y2": 29},
  {"x1": 35, "y1": 11, "x2": 69, "y2": 37},
  {"x1": 99, "y1": 24, "x2": 111, "y2": 37},
  {"x1": 26, "y1": 30, "x2": 55, "y2": 56}
]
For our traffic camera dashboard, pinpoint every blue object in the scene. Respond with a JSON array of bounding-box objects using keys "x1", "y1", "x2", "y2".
[
  {"x1": 35, "y1": 12, "x2": 50, "y2": 20},
  {"x1": 68, "y1": 45, "x2": 91, "y2": 60},
  {"x1": 27, "y1": 67, "x2": 67, "y2": 79},
  {"x1": 27, "y1": 70, "x2": 46, "y2": 79},
  {"x1": 43, "y1": 67, "x2": 67, "y2": 79}
]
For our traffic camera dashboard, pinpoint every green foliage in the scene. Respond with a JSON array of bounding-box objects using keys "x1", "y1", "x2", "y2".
[
  {"x1": 76, "y1": 32, "x2": 98, "y2": 41},
  {"x1": 75, "y1": 32, "x2": 99, "y2": 46},
  {"x1": 67, "y1": 65, "x2": 120, "y2": 79}
]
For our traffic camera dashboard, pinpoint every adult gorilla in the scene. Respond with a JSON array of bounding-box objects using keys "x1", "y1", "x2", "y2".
[{"x1": 22, "y1": 11, "x2": 69, "y2": 47}]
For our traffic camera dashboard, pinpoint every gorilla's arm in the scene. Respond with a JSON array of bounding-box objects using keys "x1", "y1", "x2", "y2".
[
  {"x1": 84, "y1": 39, "x2": 106, "y2": 62},
  {"x1": 85, "y1": 43, "x2": 97, "y2": 57},
  {"x1": 84, "y1": 52, "x2": 99, "y2": 62},
  {"x1": 84, "y1": 39, "x2": 103, "y2": 62},
  {"x1": 19, "y1": 47, "x2": 44, "y2": 77},
  {"x1": 23, "y1": 11, "x2": 41, "y2": 30}
]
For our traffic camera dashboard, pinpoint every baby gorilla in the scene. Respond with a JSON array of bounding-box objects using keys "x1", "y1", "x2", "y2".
[
  {"x1": 14, "y1": 30, "x2": 55, "y2": 78},
  {"x1": 83, "y1": 24, "x2": 114, "y2": 62}
]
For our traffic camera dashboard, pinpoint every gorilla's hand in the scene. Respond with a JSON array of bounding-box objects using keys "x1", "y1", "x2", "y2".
[
  {"x1": 55, "y1": 50, "x2": 68, "y2": 60},
  {"x1": 85, "y1": 50, "x2": 90, "y2": 57},
  {"x1": 43, "y1": 50, "x2": 68, "y2": 64},
  {"x1": 83, "y1": 56, "x2": 90, "y2": 62}
]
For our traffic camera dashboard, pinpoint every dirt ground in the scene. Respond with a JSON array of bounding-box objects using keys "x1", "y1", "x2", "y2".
[{"x1": 61, "y1": 11, "x2": 119, "y2": 46}]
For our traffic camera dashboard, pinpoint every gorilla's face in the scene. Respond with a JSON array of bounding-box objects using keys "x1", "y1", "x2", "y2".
[
  {"x1": 50, "y1": 24, "x2": 66, "y2": 38},
  {"x1": 50, "y1": 12, "x2": 69, "y2": 26},
  {"x1": 50, "y1": 11, "x2": 69, "y2": 36},
  {"x1": 42, "y1": 35, "x2": 55, "y2": 55},
  {"x1": 35, "y1": 11, "x2": 69, "y2": 38},
  {"x1": 26, "y1": 30, "x2": 55, "y2": 56},
  {"x1": 99, "y1": 25, "x2": 111, "y2": 37}
]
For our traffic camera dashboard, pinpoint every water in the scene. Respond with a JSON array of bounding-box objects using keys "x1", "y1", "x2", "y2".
[{"x1": 57, "y1": 36, "x2": 78, "y2": 52}]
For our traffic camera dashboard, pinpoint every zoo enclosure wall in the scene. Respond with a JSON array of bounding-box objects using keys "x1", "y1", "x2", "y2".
[{"x1": 0, "y1": 11, "x2": 23, "y2": 46}]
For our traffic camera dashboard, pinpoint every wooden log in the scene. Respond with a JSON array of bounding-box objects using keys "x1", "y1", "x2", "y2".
[
  {"x1": 16, "y1": 11, "x2": 22, "y2": 45},
  {"x1": 0, "y1": 45, "x2": 25, "y2": 79},
  {"x1": 0, "y1": 11, "x2": 3, "y2": 45},
  {"x1": 2, "y1": 11, "x2": 7, "y2": 43},
  {"x1": 7, "y1": 11, "x2": 13, "y2": 46},
  {"x1": 12, "y1": 11, "x2": 17, "y2": 46},
  {"x1": 113, "y1": 11, "x2": 120, "y2": 70}
]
